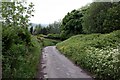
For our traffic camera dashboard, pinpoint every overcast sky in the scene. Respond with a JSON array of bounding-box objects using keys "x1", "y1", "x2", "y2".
[{"x1": 28, "y1": 0, "x2": 93, "y2": 24}]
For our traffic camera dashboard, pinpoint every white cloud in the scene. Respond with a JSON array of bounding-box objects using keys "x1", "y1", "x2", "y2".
[{"x1": 28, "y1": 0, "x2": 93, "y2": 24}]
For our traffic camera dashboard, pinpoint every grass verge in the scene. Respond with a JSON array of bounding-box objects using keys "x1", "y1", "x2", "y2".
[{"x1": 56, "y1": 30, "x2": 120, "y2": 80}]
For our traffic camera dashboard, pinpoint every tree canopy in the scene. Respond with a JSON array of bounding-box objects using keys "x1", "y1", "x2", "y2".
[
  {"x1": 2, "y1": 1, "x2": 35, "y2": 78},
  {"x1": 60, "y1": 2, "x2": 120, "y2": 39},
  {"x1": 82, "y1": 2, "x2": 120, "y2": 33},
  {"x1": 2, "y1": 1, "x2": 34, "y2": 28},
  {"x1": 60, "y1": 9, "x2": 84, "y2": 39}
]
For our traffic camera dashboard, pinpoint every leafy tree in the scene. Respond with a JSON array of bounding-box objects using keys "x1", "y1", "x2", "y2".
[
  {"x1": 2, "y1": 1, "x2": 34, "y2": 28},
  {"x1": 47, "y1": 21, "x2": 61, "y2": 34},
  {"x1": 60, "y1": 9, "x2": 84, "y2": 39},
  {"x1": 40, "y1": 27, "x2": 48, "y2": 35},
  {"x1": 34, "y1": 21, "x2": 61, "y2": 35},
  {"x1": 34, "y1": 24, "x2": 42, "y2": 34},
  {"x1": 2, "y1": 1, "x2": 34, "y2": 78},
  {"x1": 103, "y1": 2, "x2": 120, "y2": 33},
  {"x1": 78, "y1": 3, "x2": 90, "y2": 15},
  {"x1": 82, "y1": 2, "x2": 120, "y2": 33}
]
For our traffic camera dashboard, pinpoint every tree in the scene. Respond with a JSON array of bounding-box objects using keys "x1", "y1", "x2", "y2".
[
  {"x1": 34, "y1": 24, "x2": 42, "y2": 34},
  {"x1": 47, "y1": 21, "x2": 61, "y2": 34},
  {"x1": 2, "y1": 1, "x2": 35, "y2": 78},
  {"x1": 40, "y1": 27, "x2": 47, "y2": 35},
  {"x1": 60, "y1": 9, "x2": 84, "y2": 39},
  {"x1": 82, "y1": 2, "x2": 119, "y2": 33},
  {"x1": 103, "y1": 2, "x2": 120, "y2": 33},
  {"x1": 2, "y1": 1, "x2": 34, "y2": 28}
]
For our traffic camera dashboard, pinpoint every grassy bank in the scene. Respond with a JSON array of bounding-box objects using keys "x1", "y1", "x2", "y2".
[{"x1": 56, "y1": 30, "x2": 120, "y2": 79}]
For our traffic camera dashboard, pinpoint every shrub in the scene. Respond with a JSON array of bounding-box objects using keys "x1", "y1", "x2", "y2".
[
  {"x1": 2, "y1": 26, "x2": 42, "y2": 78},
  {"x1": 47, "y1": 34, "x2": 61, "y2": 40}
]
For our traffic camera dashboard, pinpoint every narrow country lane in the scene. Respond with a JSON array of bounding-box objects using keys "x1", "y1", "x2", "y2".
[{"x1": 40, "y1": 46, "x2": 93, "y2": 79}]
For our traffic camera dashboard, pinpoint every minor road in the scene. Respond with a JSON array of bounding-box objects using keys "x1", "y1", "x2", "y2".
[{"x1": 40, "y1": 46, "x2": 93, "y2": 79}]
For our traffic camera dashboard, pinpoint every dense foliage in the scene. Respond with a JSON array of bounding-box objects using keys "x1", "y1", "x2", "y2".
[
  {"x1": 2, "y1": 2, "x2": 42, "y2": 78},
  {"x1": 2, "y1": 2, "x2": 34, "y2": 28},
  {"x1": 34, "y1": 21, "x2": 61, "y2": 35},
  {"x1": 82, "y1": 2, "x2": 120, "y2": 33},
  {"x1": 60, "y1": 2, "x2": 120, "y2": 39},
  {"x1": 47, "y1": 34, "x2": 61, "y2": 40},
  {"x1": 47, "y1": 21, "x2": 61, "y2": 34},
  {"x1": 60, "y1": 9, "x2": 84, "y2": 39},
  {"x1": 2, "y1": 27, "x2": 42, "y2": 77},
  {"x1": 57, "y1": 30, "x2": 120, "y2": 80},
  {"x1": 33, "y1": 24, "x2": 45, "y2": 35},
  {"x1": 102, "y1": 3, "x2": 120, "y2": 33}
]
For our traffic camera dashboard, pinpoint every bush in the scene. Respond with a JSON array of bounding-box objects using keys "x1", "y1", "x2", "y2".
[
  {"x1": 2, "y1": 26, "x2": 31, "y2": 50},
  {"x1": 47, "y1": 34, "x2": 61, "y2": 40},
  {"x1": 60, "y1": 31, "x2": 75, "y2": 40},
  {"x1": 2, "y1": 26, "x2": 42, "y2": 78},
  {"x1": 56, "y1": 30, "x2": 120, "y2": 80}
]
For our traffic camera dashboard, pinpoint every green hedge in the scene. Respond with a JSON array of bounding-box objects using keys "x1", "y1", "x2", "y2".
[
  {"x1": 37, "y1": 35, "x2": 61, "y2": 47},
  {"x1": 56, "y1": 30, "x2": 120, "y2": 80},
  {"x1": 47, "y1": 34, "x2": 61, "y2": 40},
  {"x1": 2, "y1": 26, "x2": 42, "y2": 78}
]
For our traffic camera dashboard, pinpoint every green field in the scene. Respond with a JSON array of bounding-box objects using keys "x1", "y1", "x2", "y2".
[{"x1": 56, "y1": 30, "x2": 120, "y2": 79}]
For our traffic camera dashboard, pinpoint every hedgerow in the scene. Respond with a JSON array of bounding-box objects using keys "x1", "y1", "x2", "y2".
[{"x1": 2, "y1": 26, "x2": 42, "y2": 78}]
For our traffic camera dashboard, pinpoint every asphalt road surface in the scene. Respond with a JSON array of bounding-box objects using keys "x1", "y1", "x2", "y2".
[{"x1": 41, "y1": 46, "x2": 93, "y2": 79}]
